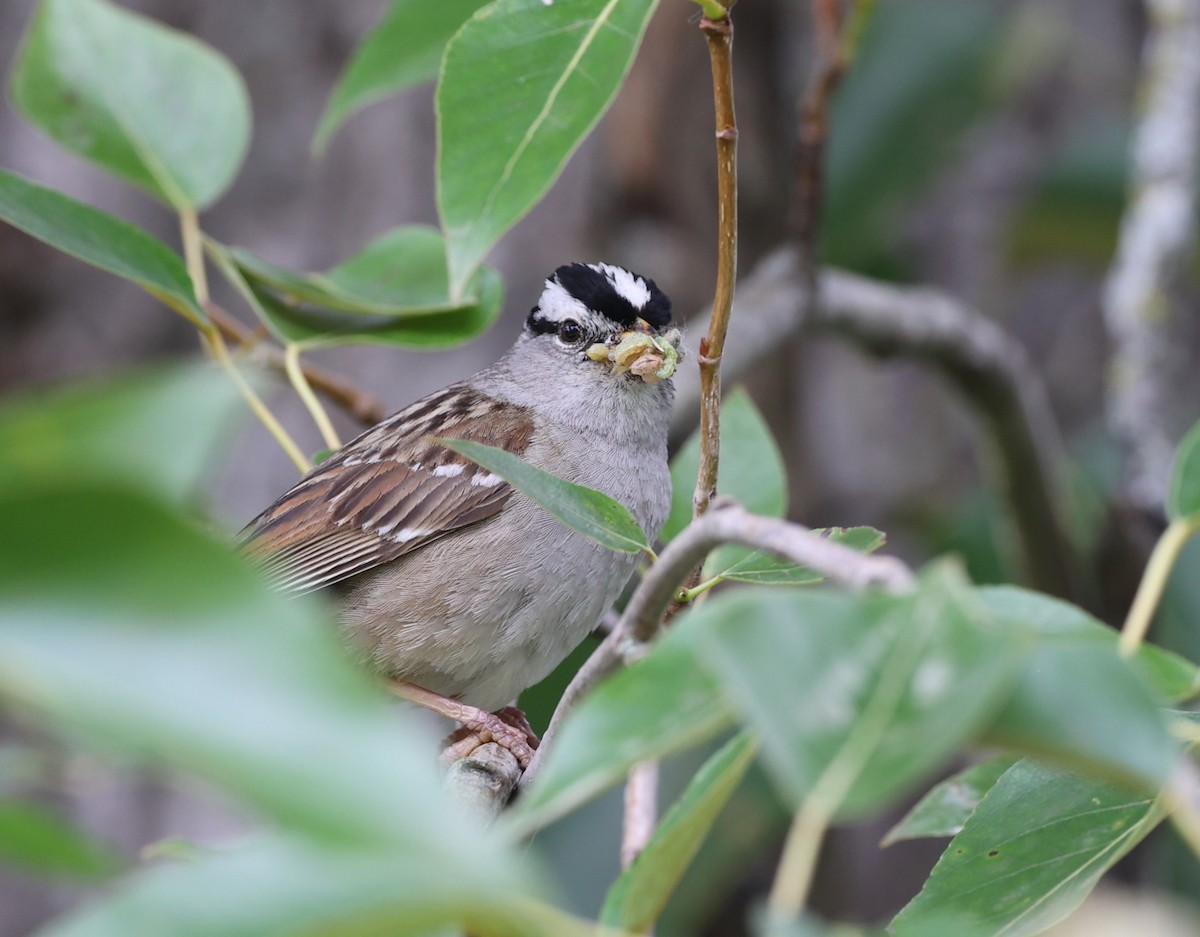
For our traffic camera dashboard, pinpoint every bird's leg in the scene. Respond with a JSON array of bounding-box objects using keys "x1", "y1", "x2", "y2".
[{"x1": 386, "y1": 681, "x2": 538, "y2": 769}]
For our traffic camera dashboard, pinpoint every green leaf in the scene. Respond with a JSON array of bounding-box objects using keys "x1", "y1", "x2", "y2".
[
  {"x1": 985, "y1": 642, "x2": 1174, "y2": 788},
  {"x1": 979, "y1": 585, "x2": 1200, "y2": 703},
  {"x1": 1168, "y1": 417, "x2": 1200, "y2": 520},
  {"x1": 218, "y1": 228, "x2": 504, "y2": 348},
  {"x1": 35, "y1": 833, "x2": 547, "y2": 937},
  {"x1": 978, "y1": 586, "x2": 1183, "y2": 786},
  {"x1": 0, "y1": 483, "x2": 508, "y2": 857},
  {"x1": 436, "y1": 438, "x2": 650, "y2": 554},
  {"x1": 0, "y1": 798, "x2": 124, "y2": 879},
  {"x1": 756, "y1": 913, "x2": 990, "y2": 937},
  {"x1": 11, "y1": 0, "x2": 251, "y2": 210},
  {"x1": 509, "y1": 635, "x2": 733, "y2": 833},
  {"x1": 0, "y1": 169, "x2": 203, "y2": 323},
  {"x1": 0, "y1": 363, "x2": 243, "y2": 503},
  {"x1": 694, "y1": 565, "x2": 1024, "y2": 815},
  {"x1": 438, "y1": 0, "x2": 660, "y2": 296},
  {"x1": 601, "y1": 731, "x2": 759, "y2": 933},
  {"x1": 882, "y1": 756, "x2": 1016, "y2": 846},
  {"x1": 892, "y1": 759, "x2": 1163, "y2": 937},
  {"x1": 663, "y1": 387, "x2": 787, "y2": 543},
  {"x1": 710, "y1": 527, "x2": 886, "y2": 586},
  {"x1": 314, "y1": 0, "x2": 490, "y2": 153}
]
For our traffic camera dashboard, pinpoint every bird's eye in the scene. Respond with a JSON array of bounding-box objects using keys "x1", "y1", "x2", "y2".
[{"x1": 557, "y1": 320, "x2": 584, "y2": 345}]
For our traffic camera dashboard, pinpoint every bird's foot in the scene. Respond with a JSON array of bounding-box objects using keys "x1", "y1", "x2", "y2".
[
  {"x1": 387, "y1": 681, "x2": 539, "y2": 769},
  {"x1": 438, "y1": 706, "x2": 539, "y2": 768}
]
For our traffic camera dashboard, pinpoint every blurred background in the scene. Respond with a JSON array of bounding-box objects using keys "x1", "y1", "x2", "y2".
[{"x1": 2, "y1": 0, "x2": 1199, "y2": 933}]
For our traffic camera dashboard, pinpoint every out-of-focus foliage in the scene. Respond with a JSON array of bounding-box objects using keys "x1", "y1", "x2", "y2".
[{"x1": 2, "y1": 0, "x2": 1199, "y2": 936}]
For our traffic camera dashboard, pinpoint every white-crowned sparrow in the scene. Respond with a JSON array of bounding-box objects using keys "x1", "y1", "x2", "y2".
[{"x1": 242, "y1": 263, "x2": 680, "y2": 764}]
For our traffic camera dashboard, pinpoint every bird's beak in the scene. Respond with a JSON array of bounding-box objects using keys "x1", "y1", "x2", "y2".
[{"x1": 585, "y1": 323, "x2": 682, "y2": 382}]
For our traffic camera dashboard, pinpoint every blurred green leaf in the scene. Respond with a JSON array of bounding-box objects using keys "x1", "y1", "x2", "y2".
[
  {"x1": 314, "y1": 0, "x2": 489, "y2": 153},
  {"x1": 601, "y1": 731, "x2": 758, "y2": 932},
  {"x1": 979, "y1": 585, "x2": 1200, "y2": 703},
  {"x1": 437, "y1": 438, "x2": 650, "y2": 554},
  {"x1": 663, "y1": 387, "x2": 786, "y2": 544},
  {"x1": 892, "y1": 759, "x2": 1162, "y2": 937},
  {"x1": 882, "y1": 756, "x2": 1016, "y2": 846},
  {"x1": 218, "y1": 228, "x2": 504, "y2": 348},
  {"x1": 0, "y1": 483, "x2": 505, "y2": 858},
  {"x1": 0, "y1": 169, "x2": 203, "y2": 324},
  {"x1": 36, "y1": 833, "x2": 554, "y2": 937},
  {"x1": 755, "y1": 912, "x2": 989, "y2": 937},
  {"x1": 979, "y1": 588, "x2": 1191, "y2": 785},
  {"x1": 1168, "y1": 418, "x2": 1200, "y2": 521},
  {"x1": 985, "y1": 642, "x2": 1175, "y2": 788},
  {"x1": 438, "y1": 0, "x2": 660, "y2": 296},
  {"x1": 510, "y1": 635, "x2": 733, "y2": 833},
  {"x1": 0, "y1": 363, "x2": 243, "y2": 503},
  {"x1": 660, "y1": 763, "x2": 791, "y2": 936},
  {"x1": 696, "y1": 566, "x2": 1023, "y2": 815},
  {"x1": 11, "y1": 0, "x2": 251, "y2": 210},
  {"x1": 0, "y1": 798, "x2": 124, "y2": 879},
  {"x1": 708, "y1": 527, "x2": 886, "y2": 586},
  {"x1": 823, "y1": 0, "x2": 1002, "y2": 275}
]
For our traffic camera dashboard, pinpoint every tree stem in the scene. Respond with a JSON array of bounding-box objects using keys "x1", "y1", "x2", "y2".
[
  {"x1": 1118, "y1": 514, "x2": 1200, "y2": 656},
  {"x1": 692, "y1": 12, "x2": 738, "y2": 521}
]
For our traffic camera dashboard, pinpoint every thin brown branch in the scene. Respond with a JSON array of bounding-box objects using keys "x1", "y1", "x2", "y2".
[
  {"x1": 692, "y1": 12, "x2": 738, "y2": 521},
  {"x1": 206, "y1": 302, "x2": 389, "y2": 427},
  {"x1": 670, "y1": 250, "x2": 1077, "y2": 599},
  {"x1": 791, "y1": 0, "x2": 848, "y2": 294},
  {"x1": 519, "y1": 500, "x2": 915, "y2": 791}
]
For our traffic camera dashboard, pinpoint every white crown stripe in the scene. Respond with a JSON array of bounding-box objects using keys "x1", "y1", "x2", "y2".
[{"x1": 593, "y1": 263, "x2": 651, "y2": 308}]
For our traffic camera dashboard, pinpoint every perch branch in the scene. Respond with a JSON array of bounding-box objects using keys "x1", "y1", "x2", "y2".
[
  {"x1": 1103, "y1": 0, "x2": 1200, "y2": 511},
  {"x1": 671, "y1": 249, "x2": 1075, "y2": 599},
  {"x1": 519, "y1": 500, "x2": 914, "y2": 791},
  {"x1": 443, "y1": 742, "x2": 522, "y2": 826}
]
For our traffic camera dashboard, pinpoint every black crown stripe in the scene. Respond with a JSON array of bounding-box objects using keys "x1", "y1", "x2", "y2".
[{"x1": 551, "y1": 263, "x2": 672, "y2": 329}]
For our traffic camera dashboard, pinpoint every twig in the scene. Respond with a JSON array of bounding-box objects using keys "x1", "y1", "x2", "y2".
[
  {"x1": 691, "y1": 11, "x2": 738, "y2": 521},
  {"x1": 519, "y1": 500, "x2": 914, "y2": 790},
  {"x1": 791, "y1": 0, "x2": 848, "y2": 295},
  {"x1": 178, "y1": 210, "x2": 311, "y2": 473},
  {"x1": 443, "y1": 742, "x2": 522, "y2": 826},
  {"x1": 206, "y1": 303, "x2": 390, "y2": 427},
  {"x1": 284, "y1": 343, "x2": 343, "y2": 451},
  {"x1": 204, "y1": 330, "x2": 311, "y2": 473},
  {"x1": 1103, "y1": 0, "x2": 1200, "y2": 511},
  {"x1": 670, "y1": 250, "x2": 1076, "y2": 599}
]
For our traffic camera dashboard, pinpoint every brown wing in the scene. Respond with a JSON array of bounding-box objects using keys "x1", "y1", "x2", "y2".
[{"x1": 241, "y1": 383, "x2": 535, "y2": 595}]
